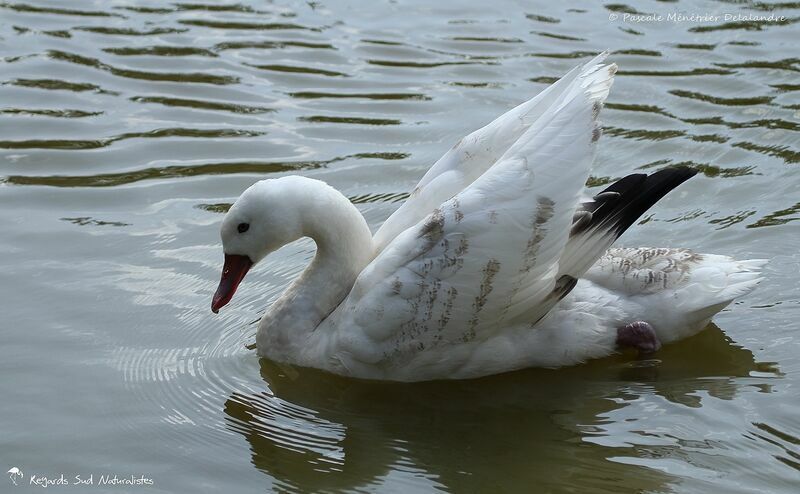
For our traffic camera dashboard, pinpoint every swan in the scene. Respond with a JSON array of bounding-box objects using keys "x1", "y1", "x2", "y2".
[{"x1": 210, "y1": 52, "x2": 765, "y2": 382}]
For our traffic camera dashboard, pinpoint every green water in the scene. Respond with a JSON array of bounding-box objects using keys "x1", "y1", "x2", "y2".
[{"x1": 1, "y1": 0, "x2": 798, "y2": 492}]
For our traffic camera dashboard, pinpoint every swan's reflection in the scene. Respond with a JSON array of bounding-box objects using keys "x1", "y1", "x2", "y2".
[{"x1": 224, "y1": 324, "x2": 772, "y2": 492}]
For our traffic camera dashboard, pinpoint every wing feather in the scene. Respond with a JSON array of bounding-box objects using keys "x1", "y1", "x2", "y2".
[{"x1": 373, "y1": 51, "x2": 614, "y2": 252}]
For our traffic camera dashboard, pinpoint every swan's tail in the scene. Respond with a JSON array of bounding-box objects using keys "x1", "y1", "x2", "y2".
[
  {"x1": 661, "y1": 255, "x2": 767, "y2": 342},
  {"x1": 586, "y1": 248, "x2": 767, "y2": 343},
  {"x1": 682, "y1": 257, "x2": 767, "y2": 322}
]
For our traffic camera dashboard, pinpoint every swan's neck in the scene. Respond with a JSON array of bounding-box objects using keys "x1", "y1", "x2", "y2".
[{"x1": 256, "y1": 184, "x2": 374, "y2": 357}]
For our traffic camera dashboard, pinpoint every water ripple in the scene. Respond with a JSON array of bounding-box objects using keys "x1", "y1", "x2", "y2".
[
  {"x1": 213, "y1": 40, "x2": 336, "y2": 51},
  {"x1": 3, "y1": 77, "x2": 117, "y2": 94},
  {"x1": 247, "y1": 64, "x2": 349, "y2": 77},
  {"x1": 689, "y1": 16, "x2": 799, "y2": 32},
  {"x1": 74, "y1": 26, "x2": 188, "y2": 36},
  {"x1": 102, "y1": 46, "x2": 219, "y2": 57},
  {"x1": 525, "y1": 13, "x2": 560, "y2": 23},
  {"x1": 366, "y1": 59, "x2": 490, "y2": 68},
  {"x1": 0, "y1": 128, "x2": 265, "y2": 150},
  {"x1": 534, "y1": 32, "x2": 586, "y2": 41},
  {"x1": 288, "y1": 91, "x2": 431, "y2": 100},
  {"x1": 748, "y1": 201, "x2": 800, "y2": 228},
  {"x1": 733, "y1": 141, "x2": 800, "y2": 164},
  {"x1": 449, "y1": 36, "x2": 524, "y2": 43},
  {"x1": 0, "y1": 1, "x2": 121, "y2": 17},
  {"x1": 46, "y1": 50, "x2": 239, "y2": 85},
  {"x1": 604, "y1": 127, "x2": 686, "y2": 141},
  {"x1": 669, "y1": 89, "x2": 774, "y2": 106},
  {"x1": 173, "y1": 2, "x2": 266, "y2": 13},
  {"x1": 715, "y1": 58, "x2": 800, "y2": 72},
  {"x1": 177, "y1": 19, "x2": 312, "y2": 31},
  {"x1": 0, "y1": 108, "x2": 102, "y2": 118},
  {"x1": 618, "y1": 68, "x2": 734, "y2": 76},
  {"x1": 298, "y1": 115, "x2": 401, "y2": 125},
  {"x1": 129, "y1": 96, "x2": 274, "y2": 114}
]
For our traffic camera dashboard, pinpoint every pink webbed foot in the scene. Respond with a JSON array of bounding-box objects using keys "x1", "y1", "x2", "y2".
[{"x1": 616, "y1": 321, "x2": 661, "y2": 354}]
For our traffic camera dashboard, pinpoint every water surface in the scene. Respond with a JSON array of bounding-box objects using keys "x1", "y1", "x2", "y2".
[{"x1": 1, "y1": 0, "x2": 798, "y2": 492}]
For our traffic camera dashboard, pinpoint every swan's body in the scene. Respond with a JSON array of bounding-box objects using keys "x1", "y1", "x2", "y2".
[{"x1": 212, "y1": 53, "x2": 764, "y2": 382}]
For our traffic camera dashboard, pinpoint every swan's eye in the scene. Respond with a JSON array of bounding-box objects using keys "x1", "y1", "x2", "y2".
[{"x1": 237, "y1": 223, "x2": 250, "y2": 233}]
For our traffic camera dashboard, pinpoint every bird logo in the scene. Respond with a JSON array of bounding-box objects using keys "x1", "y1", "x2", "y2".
[{"x1": 7, "y1": 467, "x2": 23, "y2": 486}]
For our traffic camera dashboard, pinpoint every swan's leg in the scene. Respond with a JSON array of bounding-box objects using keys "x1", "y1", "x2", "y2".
[{"x1": 616, "y1": 321, "x2": 661, "y2": 354}]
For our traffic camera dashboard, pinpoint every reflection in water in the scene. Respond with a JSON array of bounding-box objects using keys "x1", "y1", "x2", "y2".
[{"x1": 225, "y1": 325, "x2": 773, "y2": 493}]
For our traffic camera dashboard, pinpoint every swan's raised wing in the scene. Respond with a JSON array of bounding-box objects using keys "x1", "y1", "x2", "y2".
[
  {"x1": 333, "y1": 62, "x2": 616, "y2": 370},
  {"x1": 373, "y1": 52, "x2": 612, "y2": 252}
]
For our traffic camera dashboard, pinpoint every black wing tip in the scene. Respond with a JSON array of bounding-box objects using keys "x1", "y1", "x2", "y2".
[
  {"x1": 609, "y1": 166, "x2": 697, "y2": 235},
  {"x1": 575, "y1": 166, "x2": 698, "y2": 239},
  {"x1": 650, "y1": 165, "x2": 699, "y2": 183}
]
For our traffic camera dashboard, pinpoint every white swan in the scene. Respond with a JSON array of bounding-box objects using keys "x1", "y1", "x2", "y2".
[{"x1": 211, "y1": 52, "x2": 765, "y2": 381}]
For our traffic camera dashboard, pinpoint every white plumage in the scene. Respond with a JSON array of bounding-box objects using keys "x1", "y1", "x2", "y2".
[{"x1": 211, "y1": 52, "x2": 765, "y2": 382}]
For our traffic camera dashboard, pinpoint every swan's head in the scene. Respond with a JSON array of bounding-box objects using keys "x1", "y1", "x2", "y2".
[{"x1": 211, "y1": 178, "x2": 305, "y2": 313}]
